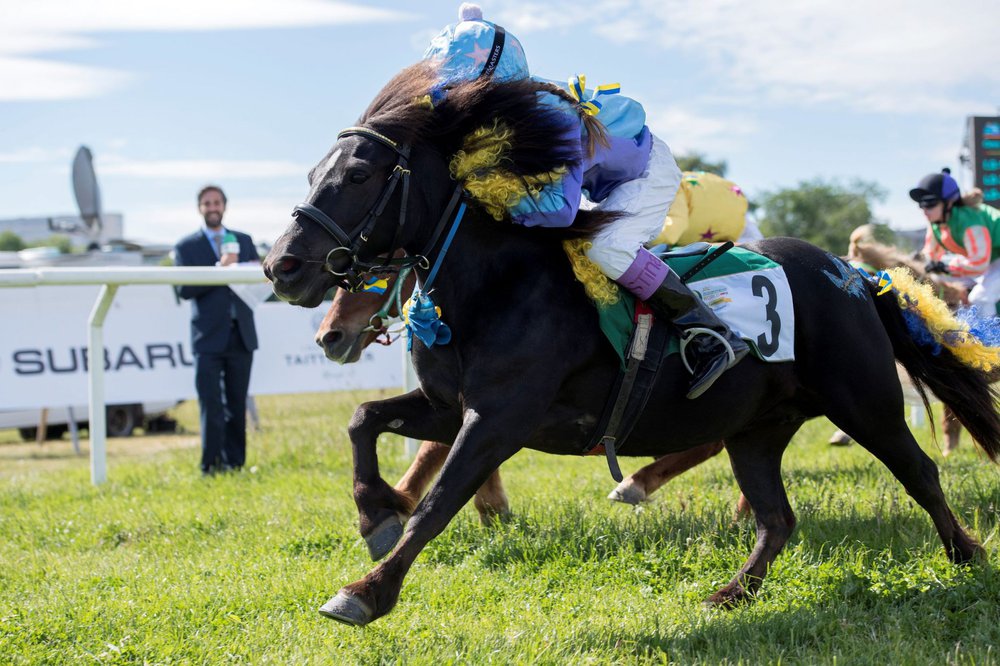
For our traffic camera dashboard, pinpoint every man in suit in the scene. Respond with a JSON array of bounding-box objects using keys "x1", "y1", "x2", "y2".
[{"x1": 174, "y1": 185, "x2": 259, "y2": 475}]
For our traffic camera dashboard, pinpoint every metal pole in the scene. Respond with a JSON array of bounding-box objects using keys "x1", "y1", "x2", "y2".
[
  {"x1": 402, "y1": 347, "x2": 419, "y2": 457},
  {"x1": 88, "y1": 284, "x2": 118, "y2": 485},
  {"x1": 35, "y1": 408, "x2": 48, "y2": 445},
  {"x1": 67, "y1": 405, "x2": 81, "y2": 455}
]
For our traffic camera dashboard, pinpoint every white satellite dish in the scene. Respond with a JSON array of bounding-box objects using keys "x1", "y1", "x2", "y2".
[{"x1": 72, "y1": 146, "x2": 102, "y2": 240}]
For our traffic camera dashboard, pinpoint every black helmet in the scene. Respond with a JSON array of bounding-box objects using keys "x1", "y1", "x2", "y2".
[{"x1": 909, "y1": 168, "x2": 960, "y2": 206}]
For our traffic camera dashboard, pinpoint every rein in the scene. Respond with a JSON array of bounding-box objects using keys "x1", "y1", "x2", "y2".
[
  {"x1": 291, "y1": 126, "x2": 465, "y2": 293},
  {"x1": 360, "y1": 265, "x2": 415, "y2": 345}
]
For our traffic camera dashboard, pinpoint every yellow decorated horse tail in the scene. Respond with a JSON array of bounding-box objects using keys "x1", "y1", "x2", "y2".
[
  {"x1": 870, "y1": 267, "x2": 1000, "y2": 460},
  {"x1": 883, "y1": 267, "x2": 1000, "y2": 371}
]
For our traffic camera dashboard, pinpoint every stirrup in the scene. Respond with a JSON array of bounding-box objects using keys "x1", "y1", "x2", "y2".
[{"x1": 679, "y1": 327, "x2": 736, "y2": 376}]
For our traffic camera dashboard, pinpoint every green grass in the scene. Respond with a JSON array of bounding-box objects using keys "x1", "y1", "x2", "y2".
[{"x1": 1, "y1": 391, "x2": 999, "y2": 665}]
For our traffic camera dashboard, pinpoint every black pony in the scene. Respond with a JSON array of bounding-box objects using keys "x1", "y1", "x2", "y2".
[{"x1": 263, "y1": 63, "x2": 1000, "y2": 626}]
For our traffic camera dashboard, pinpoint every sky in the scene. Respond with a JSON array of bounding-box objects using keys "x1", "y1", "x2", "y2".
[{"x1": 1, "y1": 0, "x2": 998, "y2": 247}]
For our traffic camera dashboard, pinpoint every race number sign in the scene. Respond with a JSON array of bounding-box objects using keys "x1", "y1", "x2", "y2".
[{"x1": 690, "y1": 266, "x2": 795, "y2": 362}]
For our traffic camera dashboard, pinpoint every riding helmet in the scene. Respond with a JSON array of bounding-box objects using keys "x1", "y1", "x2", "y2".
[
  {"x1": 909, "y1": 168, "x2": 961, "y2": 206},
  {"x1": 424, "y1": 3, "x2": 530, "y2": 84}
]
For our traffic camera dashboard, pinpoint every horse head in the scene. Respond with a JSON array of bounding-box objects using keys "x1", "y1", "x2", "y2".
[
  {"x1": 263, "y1": 62, "x2": 597, "y2": 307},
  {"x1": 315, "y1": 251, "x2": 416, "y2": 363}
]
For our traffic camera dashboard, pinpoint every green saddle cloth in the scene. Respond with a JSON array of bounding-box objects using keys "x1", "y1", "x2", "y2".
[{"x1": 597, "y1": 246, "x2": 780, "y2": 368}]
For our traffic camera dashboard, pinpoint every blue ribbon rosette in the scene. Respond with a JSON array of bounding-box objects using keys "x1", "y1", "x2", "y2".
[{"x1": 403, "y1": 290, "x2": 452, "y2": 350}]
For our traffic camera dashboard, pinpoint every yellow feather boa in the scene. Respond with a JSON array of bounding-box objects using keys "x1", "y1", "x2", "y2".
[
  {"x1": 449, "y1": 120, "x2": 567, "y2": 221},
  {"x1": 886, "y1": 267, "x2": 1000, "y2": 371},
  {"x1": 563, "y1": 239, "x2": 619, "y2": 306}
]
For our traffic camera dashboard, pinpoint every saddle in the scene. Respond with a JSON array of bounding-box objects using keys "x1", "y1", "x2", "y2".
[
  {"x1": 585, "y1": 242, "x2": 733, "y2": 481},
  {"x1": 584, "y1": 241, "x2": 796, "y2": 480}
]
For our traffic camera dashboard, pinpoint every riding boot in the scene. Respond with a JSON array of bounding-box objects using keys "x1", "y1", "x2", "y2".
[{"x1": 617, "y1": 247, "x2": 749, "y2": 399}]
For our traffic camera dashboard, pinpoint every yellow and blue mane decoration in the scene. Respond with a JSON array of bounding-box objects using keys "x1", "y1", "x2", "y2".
[
  {"x1": 875, "y1": 267, "x2": 1000, "y2": 371},
  {"x1": 449, "y1": 119, "x2": 568, "y2": 221}
]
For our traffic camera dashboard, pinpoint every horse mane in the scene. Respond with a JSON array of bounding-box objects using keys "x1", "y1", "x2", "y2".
[{"x1": 358, "y1": 62, "x2": 620, "y2": 239}]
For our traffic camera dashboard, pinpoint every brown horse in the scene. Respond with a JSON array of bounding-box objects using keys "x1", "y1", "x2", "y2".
[{"x1": 314, "y1": 266, "x2": 735, "y2": 542}]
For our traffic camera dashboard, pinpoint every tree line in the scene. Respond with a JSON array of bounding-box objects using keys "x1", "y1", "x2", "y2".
[
  {"x1": 676, "y1": 153, "x2": 894, "y2": 253},
  {"x1": 0, "y1": 231, "x2": 74, "y2": 254}
]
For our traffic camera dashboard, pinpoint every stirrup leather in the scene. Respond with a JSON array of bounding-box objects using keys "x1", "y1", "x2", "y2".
[{"x1": 678, "y1": 327, "x2": 736, "y2": 376}]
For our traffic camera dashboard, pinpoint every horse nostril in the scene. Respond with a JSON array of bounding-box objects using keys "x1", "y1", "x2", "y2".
[
  {"x1": 321, "y1": 329, "x2": 344, "y2": 348},
  {"x1": 270, "y1": 255, "x2": 303, "y2": 282},
  {"x1": 279, "y1": 257, "x2": 301, "y2": 275}
]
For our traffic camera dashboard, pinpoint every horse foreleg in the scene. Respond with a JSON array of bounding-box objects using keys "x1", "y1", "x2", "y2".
[
  {"x1": 348, "y1": 391, "x2": 461, "y2": 561},
  {"x1": 706, "y1": 421, "x2": 801, "y2": 607},
  {"x1": 396, "y1": 440, "x2": 511, "y2": 525},
  {"x1": 322, "y1": 405, "x2": 527, "y2": 626},
  {"x1": 608, "y1": 441, "x2": 725, "y2": 505}
]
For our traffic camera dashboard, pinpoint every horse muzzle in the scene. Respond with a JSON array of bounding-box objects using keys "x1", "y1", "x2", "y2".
[
  {"x1": 263, "y1": 253, "x2": 331, "y2": 308},
  {"x1": 316, "y1": 326, "x2": 369, "y2": 364}
]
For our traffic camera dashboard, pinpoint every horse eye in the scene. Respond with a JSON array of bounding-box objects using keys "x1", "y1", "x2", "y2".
[{"x1": 348, "y1": 169, "x2": 370, "y2": 185}]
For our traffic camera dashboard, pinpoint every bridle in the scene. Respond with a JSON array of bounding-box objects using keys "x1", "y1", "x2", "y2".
[{"x1": 292, "y1": 125, "x2": 464, "y2": 292}]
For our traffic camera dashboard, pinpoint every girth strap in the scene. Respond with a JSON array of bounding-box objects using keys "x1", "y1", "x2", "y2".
[
  {"x1": 588, "y1": 242, "x2": 737, "y2": 480},
  {"x1": 597, "y1": 311, "x2": 653, "y2": 482}
]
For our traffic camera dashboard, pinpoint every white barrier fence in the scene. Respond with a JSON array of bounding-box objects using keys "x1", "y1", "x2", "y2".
[{"x1": 0, "y1": 266, "x2": 407, "y2": 485}]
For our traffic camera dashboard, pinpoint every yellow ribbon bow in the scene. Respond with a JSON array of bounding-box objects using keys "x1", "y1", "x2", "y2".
[{"x1": 567, "y1": 74, "x2": 621, "y2": 116}]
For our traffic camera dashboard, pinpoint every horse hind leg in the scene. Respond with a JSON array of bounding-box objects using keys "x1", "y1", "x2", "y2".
[
  {"x1": 829, "y1": 408, "x2": 984, "y2": 564},
  {"x1": 472, "y1": 470, "x2": 511, "y2": 525},
  {"x1": 942, "y1": 406, "x2": 962, "y2": 457},
  {"x1": 706, "y1": 421, "x2": 802, "y2": 607},
  {"x1": 608, "y1": 441, "x2": 725, "y2": 505}
]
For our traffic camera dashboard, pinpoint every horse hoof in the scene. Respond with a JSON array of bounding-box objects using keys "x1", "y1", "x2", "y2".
[
  {"x1": 704, "y1": 585, "x2": 752, "y2": 609},
  {"x1": 318, "y1": 590, "x2": 374, "y2": 626},
  {"x1": 607, "y1": 480, "x2": 646, "y2": 505},
  {"x1": 364, "y1": 515, "x2": 404, "y2": 561},
  {"x1": 828, "y1": 430, "x2": 853, "y2": 446},
  {"x1": 478, "y1": 508, "x2": 513, "y2": 527}
]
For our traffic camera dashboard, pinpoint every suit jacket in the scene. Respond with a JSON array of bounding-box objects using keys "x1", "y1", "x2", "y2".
[{"x1": 174, "y1": 228, "x2": 260, "y2": 355}]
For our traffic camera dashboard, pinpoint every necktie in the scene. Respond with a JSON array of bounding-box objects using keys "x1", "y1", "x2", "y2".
[{"x1": 212, "y1": 233, "x2": 223, "y2": 258}]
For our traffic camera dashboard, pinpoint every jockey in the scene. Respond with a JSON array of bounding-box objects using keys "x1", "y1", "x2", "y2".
[
  {"x1": 911, "y1": 168, "x2": 1000, "y2": 317},
  {"x1": 424, "y1": 3, "x2": 748, "y2": 399}
]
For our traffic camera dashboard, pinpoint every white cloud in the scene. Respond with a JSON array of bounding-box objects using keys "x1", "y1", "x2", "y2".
[
  {"x1": 494, "y1": 0, "x2": 1000, "y2": 116},
  {"x1": 0, "y1": 0, "x2": 414, "y2": 101},
  {"x1": 495, "y1": 3, "x2": 583, "y2": 33},
  {"x1": 0, "y1": 146, "x2": 74, "y2": 163},
  {"x1": 99, "y1": 157, "x2": 308, "y2": 180},
  {"x1": 3, "y1": 1, "x2": 409, "y2": 41},
  {"x1": 0, "y1": 56, "x2": 131, "y2": 101}
]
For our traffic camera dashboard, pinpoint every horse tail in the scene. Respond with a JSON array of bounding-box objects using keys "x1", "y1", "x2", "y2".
[{"x1": 870, "y1": 268, "x2": 1000, "y2": 460}]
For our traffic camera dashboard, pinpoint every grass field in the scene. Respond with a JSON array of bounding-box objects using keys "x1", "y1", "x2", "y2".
[{"x1": 1, "y1": 391, "x2": 998, "y2": 665}]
